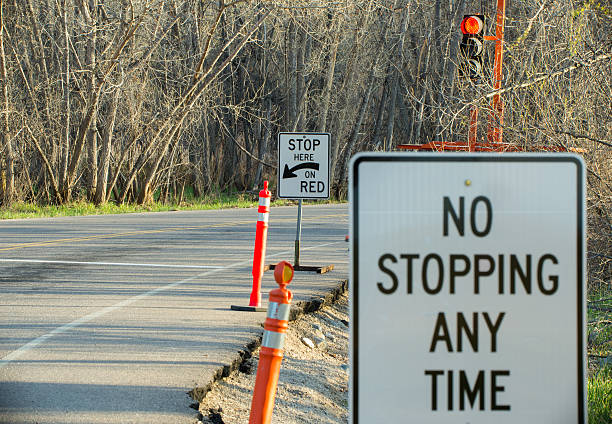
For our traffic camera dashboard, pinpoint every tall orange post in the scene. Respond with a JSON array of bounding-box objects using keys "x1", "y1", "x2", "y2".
[
  {"x1": 249, "y1": 181, "x2": 271, "y2": 308},
  {"x1": 488, "y1": 0, "x2": 506, "y2": 144},
  {"x1": 249, "y1": 261, "x2": 294, "y2": 424},
  {"x1": 468, "y1": 105, "x2": 479, "y2": 151}
]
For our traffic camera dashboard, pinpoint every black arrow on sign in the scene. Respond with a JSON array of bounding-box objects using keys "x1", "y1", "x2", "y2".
[{"x1": 282, "y1": 162, "x2": 320, "y2": 179}]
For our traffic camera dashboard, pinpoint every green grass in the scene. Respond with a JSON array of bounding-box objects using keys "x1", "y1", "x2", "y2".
[
  {"x1": 588, "y1": 367, "x2": 612, "y2": 424},
  {"x1": 587, "y1": 282, "x2": 612, "y2": 370},
  {"x1": 587, "y1": 282, "x2": 612, "y2": 422},
  {"x1": 0, "y1": 194, "x2": 298, "y2": 220}
]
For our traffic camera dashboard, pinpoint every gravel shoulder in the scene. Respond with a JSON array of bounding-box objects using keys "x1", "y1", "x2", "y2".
[{"x1": 196, "y1": 288, "x2": 350, "y2": 424}]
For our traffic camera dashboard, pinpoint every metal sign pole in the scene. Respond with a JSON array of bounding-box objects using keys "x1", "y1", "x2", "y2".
[{"x1": 294, "y1": 199, "x2": 302, "y2": 267}]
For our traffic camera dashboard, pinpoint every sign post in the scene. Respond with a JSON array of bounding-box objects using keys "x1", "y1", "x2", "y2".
[
  {"x1": 277, "y1": 132, "x2": 332, "y2": 273},
  {"x1": 350, "y1": 153, "x2": 586, "y2": 423}
]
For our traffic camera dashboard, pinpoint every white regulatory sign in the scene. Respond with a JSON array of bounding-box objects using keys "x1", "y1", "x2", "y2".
[
  {"x1": 349, "y1": 153, "x2": 586, "y2": 424},
  {"x1": 277, "y1": 132, "x2": 330, "y2": 199}
]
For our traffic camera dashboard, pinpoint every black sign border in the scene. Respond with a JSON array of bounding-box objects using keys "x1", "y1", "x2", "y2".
[{"x1": 351, "y1": 154, "x2": 586, "y2": 423}]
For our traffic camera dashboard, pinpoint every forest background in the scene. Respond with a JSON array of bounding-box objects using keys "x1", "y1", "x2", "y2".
[{"x1": 0, "y1": 0, "x2": 610, "y2": 378}]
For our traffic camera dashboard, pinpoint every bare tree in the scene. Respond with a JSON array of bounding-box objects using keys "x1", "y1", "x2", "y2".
[{"x1": 0, "y1": 0, "x2": 607, "y2": 206}]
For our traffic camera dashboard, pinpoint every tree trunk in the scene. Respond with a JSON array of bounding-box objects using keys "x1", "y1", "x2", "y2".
[
  {"x1": 252, "y1": 19, "x2": 269, "y2": 190},
  {"x1": 286, "y1": 20, "x2": 297, "y2": 129},
  {"x1": 242, "y1": 118, "x2": 253, "y2": 189},
  {"x1": 436, "y1": 0, "x2": 466, "y2": 139},
  {"x1": 317, "y1": 15, "x2": 339, "y2": 132},
  {"x1": 85, "y1": 0, "x2": 98, "y2": 200},
  {"x1": 384, "y1": 75, "x2": 399, "y2": 150},
  {"x1": 59, "y1": 0, "x2": 71, "y2": 202},
  {"x1": 371, "y1": 71, "x2": 390, "y2": 149},
  {"x1": 0, "y1": 0, "x2": 15, "y2": 205},
  {"x1": 253, "y1": 98, "x2": 271, "y2": 190},
  {"x1": 334, "y1": 66, "x2": 377, "y2": 195},
  {"x1": 328, "y1": 21, "x2": 363, "y2": 189},
  {"x1": 384, "y1": 3, "x2": 409, "y2": 150},
  {"x1": 413, "y1": 32, "x2": 432, "y2": 144},
  {"x1": 202, "y1": 113, "x2": 212, "y2": 191},
  {"x1": 295, "y1": 29, "x2": 310, "y2": 130},
  {"x1": 94, "y1": 89, "x2": 119, "y2": 205}
]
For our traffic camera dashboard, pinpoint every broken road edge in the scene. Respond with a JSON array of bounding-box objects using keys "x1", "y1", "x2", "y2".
[{"x1": 188, "y1": 278, "x2": 349, "y2": 407}]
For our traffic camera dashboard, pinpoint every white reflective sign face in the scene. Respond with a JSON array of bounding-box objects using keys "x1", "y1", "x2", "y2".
[
  {"x1": 278, "y1": 133, "x2": 330, "y2": 199},
  {"x1": 349, "y1": 153, "x2": 586, "y2": 424}
]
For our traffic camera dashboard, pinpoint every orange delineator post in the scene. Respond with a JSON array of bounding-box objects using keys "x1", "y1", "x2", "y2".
[
  {"x1": 249, "y1": 181, "x2": 271, "y2": 308},
  {"x1": 249, "y1": 261, "x2": 294, "y2": 424}
]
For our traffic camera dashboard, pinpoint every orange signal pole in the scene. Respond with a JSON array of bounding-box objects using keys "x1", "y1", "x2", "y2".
[
  {"x1": 486, "y1": 0, "x2": 506, "y2": 144},
  {"x1": 468, "y1": 106, "x2": 478, "y2": 151}
]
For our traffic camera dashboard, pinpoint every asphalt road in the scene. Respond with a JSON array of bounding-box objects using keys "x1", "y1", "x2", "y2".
[{"x1": 0, "y1": 203, "x2": 349, "y2": 424}]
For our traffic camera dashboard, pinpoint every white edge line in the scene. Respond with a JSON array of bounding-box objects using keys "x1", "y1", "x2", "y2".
[
  {"x1": 0, "y1": 258, "x2": 224, "y2": 269},
  {"x1": 0, "y1": 266, "x2": 233, "y2": 368},
  {"x1": 0, "y1": 240, "x2": 343, "y2": 368}
]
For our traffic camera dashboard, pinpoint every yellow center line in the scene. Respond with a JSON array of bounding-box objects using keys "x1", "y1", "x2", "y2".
[
  {"x1": 0, "y1": 221, "x2": 251, "y2": 252},
  {"x1": 0, "y1": 212, "x2": 348, "y2": 252}
]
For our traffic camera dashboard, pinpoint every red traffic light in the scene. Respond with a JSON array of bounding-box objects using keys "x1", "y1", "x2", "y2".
[
  {"x1": 459, "y1": 14, "x2": 485, "y2": 81},
  {"x1": 461, "y1": 15, "x2": 483, "y2": 35}
]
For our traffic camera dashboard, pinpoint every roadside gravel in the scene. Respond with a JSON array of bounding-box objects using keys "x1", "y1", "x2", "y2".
[{"x1": 196, "y1": 289, "x2": 350, "y2": 423}]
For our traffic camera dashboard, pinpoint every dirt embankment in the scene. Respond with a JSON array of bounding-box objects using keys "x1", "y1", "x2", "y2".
[{"x1": 196, "y1": 288, "x2": 350, "y2": 424}]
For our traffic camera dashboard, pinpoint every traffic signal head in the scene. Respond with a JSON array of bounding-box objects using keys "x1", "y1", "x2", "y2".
[
  {"x1": 461, "y1": 15, "x2": 483, "y2": 35},
  {"x1": 459, "y1": 14, "x2": 485, "y2": 80}
]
